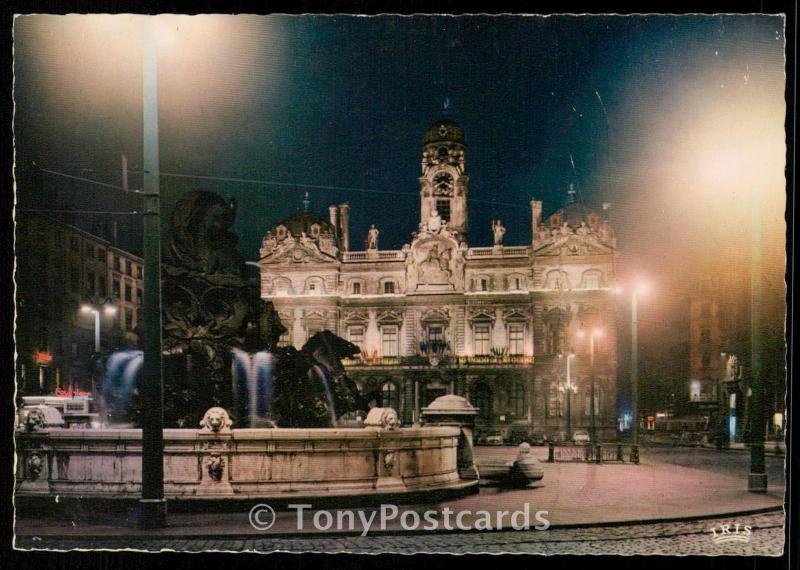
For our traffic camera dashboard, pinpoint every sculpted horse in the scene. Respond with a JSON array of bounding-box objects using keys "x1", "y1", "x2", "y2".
[{"x1": 271, "y1": 331, "x2": 364, "y2": 427}]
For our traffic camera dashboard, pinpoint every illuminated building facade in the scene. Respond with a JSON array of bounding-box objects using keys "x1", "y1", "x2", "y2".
[
  {"x1": 259, "y1": 118, "x2": 620, "y2": 440},
  {"x1": 15, "y1": 213, "x2": 144, "y2": 396}
]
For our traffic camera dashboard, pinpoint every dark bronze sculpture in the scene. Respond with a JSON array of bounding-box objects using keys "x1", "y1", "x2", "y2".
[{"x1": 152, "y1": 190, "x2": 363, "y2": 427}]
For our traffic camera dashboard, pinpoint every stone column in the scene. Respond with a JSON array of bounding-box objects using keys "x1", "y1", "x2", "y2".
[
  {"x1": 491, "y1": 308, "x2": 506, "y2": 351},
  {"x1": 365, "y1": 309, "x2": 381, "y2": 358},
  {"x1": 530, "y1": 200, "x2": 543, "y2": 245},
  {"x1": 292, "y1": 309, "x2": 305, "y2": 348}
]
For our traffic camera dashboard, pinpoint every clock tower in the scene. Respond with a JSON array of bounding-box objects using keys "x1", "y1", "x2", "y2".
[{"x1": 419, "y1": 119, "x2": 469, "y2": 241}]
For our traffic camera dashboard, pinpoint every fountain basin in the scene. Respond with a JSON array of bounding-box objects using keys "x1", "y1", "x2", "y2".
[{"x1": 15, "y1": 425, "x2": 477, "y2": 501}]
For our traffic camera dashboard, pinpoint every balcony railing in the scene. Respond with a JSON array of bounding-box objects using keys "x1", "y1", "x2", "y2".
[
  {"x1": 466, "y1": 246, "x2": 530, "y2": 258},
  {"x1": 342, "y1": 250, "x2": 404, "y2": 262},
  {"x1": 342, "y1": 354, "x2": 535, "y2": 367}
]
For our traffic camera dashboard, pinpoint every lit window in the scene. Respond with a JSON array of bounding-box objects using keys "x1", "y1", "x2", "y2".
[
  {"x1": 381, "y1": 382, "x2": 399, "y2": 410},
  {"x1": 474, "y1": 323, "x2": 490, "y2": 355},
  {"x1": 383, "y1": 281, "x2": 395, "y2": 294},
  {"x1": 508, "y1": 323, "x2": 524, "y2": 355},
  {"x1": 278, "y1": 331, "x2": 291, "y2": 348},
  {"x1": 382, "y1": 326, "x2": 399, "y2": 357},
  {"x1": 349, "y1": 325, "x2": 364, "y2": 348},
  {"x1": 427, "y1": 325, "x2": 444, "y2": 343}
]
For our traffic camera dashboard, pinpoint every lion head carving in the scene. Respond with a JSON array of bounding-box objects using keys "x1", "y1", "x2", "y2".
[{"x1": 199, "y1": 407, "x2": 233, "y2": 433}]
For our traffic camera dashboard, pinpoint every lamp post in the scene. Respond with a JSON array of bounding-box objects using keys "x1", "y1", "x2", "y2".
[
  {"x1": 139, "y1": 18, "x2": 167, "y2": 528},
  {"x1": 80, "y1": 299, "x2": 117, "y2": 402},
  {"x1": 748, "y1": 184, "x2": 767, "y2": 492},
  {"x1": 558, "y1": 351, "x2": 576, "y2": 439},
  {"x1": 615, "y1": 283, "x2": 647, "y2": 444},
  {"x1": 578, "y1": 328, "x2": 603, "y2": 445}
]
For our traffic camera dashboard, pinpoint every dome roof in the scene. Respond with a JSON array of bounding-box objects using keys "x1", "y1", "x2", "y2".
[
  {"x1": 423, "y1": 119, "x2": 466, "y2": 145},
  {"x1": 272, "y1": 211, "x2": 336, "y2": 237},
  {"x1": 547, "y1": 202, "x2": 606, "y2": 227},
  {"x1": 421, "y1": 394, "x2": 477, "y2": 416}
]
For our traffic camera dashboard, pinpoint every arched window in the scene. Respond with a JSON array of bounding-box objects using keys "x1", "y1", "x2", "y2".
[
  {"x1": 381, "y1": 382, "x2": 399, "y2": 410},
  {"x1": 545, "y1": 270, "x2": 569, "y2": 290},
  {"x1": 273, "y1": 277, "x2": 293, "y2": 296},
  {"x1": 580, "y1": 269, "x2": 603, "y2": 289},
  {"x1": 472, "y1": 317, "x2": 492, "y2": 356},
  {"x1": 472, "y1": 382, "x2": 493, "y2": 420},
  {"x1": 305, "y1": 276, "x2": 324, "y2": 294}
]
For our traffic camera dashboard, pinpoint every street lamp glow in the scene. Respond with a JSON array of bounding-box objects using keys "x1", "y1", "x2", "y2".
[
  {"x1": 104, "y1": 305, "x2": 117, "y2": 315},
  {"x1": 81, "y1": 304, "x2": 95, "y2": 313}
]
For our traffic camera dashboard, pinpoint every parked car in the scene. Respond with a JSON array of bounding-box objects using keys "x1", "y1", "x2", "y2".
[
  {"x1": 675, "y1": 432, "x2": 703, "y2": 447},
  {"x1": 572, "y1": 430, "x2": 591, "y2": 443},
  {"x1": 485, "y1": 433, "x2": 504, "y2": 445},
  {"x1": 506, "y1": 428, "x2": 530, "y2": 445}
]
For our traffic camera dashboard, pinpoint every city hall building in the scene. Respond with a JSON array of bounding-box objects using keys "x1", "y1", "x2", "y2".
[{"x1": 259, "y1": 118, "x2": 620, "y2": 440}]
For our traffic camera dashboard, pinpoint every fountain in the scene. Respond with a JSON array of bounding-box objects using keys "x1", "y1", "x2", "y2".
[
  {"x1": 103, "y1": 350, "x2": 143, "y2": 423},
  {"x1": 15, "y1": 190, "x2": 480, "y2": 503},
  {"x1": 231, "y1": 348, "x2": 274, "y2": 427}
]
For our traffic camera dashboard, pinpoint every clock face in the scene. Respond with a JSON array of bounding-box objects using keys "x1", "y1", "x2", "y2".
[{"x1": 433, "y1": 172, "x2": 453, "y2": 194}]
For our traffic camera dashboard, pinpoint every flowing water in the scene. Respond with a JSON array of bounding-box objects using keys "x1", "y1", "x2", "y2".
[{"x1": 231, "y1": 348, "x2": 274, "y2": 427}]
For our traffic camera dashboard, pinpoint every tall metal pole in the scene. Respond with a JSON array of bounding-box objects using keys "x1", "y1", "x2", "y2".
[
  {"x1": 566, "y1": 355, "x2": 572, "y2": 437},
  {"x1": 92, "y1": 309, "x2": 100, "y2": 404},
  {"x1": 93, "y1": 310, "x2": 101, "y2": 353},
  {"x1": 748, "y1": 185, "x2": 767, "y2": 492},
  {"x1": 139, "y1": 19, "x2": 167, "y2": 527},
  {"x1": 631, "y1": 291, "x2": 639, "y2": 445},
  {"x1": 590, "y1": 333, "x2": 596, "y2": 445}
]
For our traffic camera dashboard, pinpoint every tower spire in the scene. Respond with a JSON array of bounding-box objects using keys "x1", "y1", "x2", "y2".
[
  {"x1": 567, "y1": 183, "x2": 577, "y2": 205},
  {"x1": 442, "y1": 96, "x2": 452, "y2": 117}
]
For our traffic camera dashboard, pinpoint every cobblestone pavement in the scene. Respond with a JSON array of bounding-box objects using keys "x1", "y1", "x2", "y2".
[{"x1": 16, "y1": 511, "x2": 785, "y2": 555}]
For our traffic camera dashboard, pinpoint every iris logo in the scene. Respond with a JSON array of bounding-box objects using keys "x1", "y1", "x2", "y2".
[{"x1": 709, "y1": 523, "x2": 752, "y2": 545}]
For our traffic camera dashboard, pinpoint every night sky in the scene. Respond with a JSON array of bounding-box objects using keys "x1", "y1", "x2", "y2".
[{"x1": 13, "y1": 14, "x2": 787, "y2": 359}]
